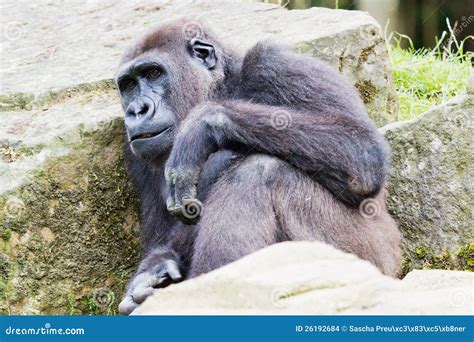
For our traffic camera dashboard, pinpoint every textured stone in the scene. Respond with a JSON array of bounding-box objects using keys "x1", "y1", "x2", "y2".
[
  {"x1": 2, "y1": 0, "x2": 470, "y2": 315},
  {"x1": 1, "y1": 0, "x2": 397, "y2": 125},
  {"x1": 0, "y1": 92, "x2": 140, "y2": 314},
  {"x1": 382, "y1": 88, "x2": 473, "y2": 274},
  {"x1": 134, "y1": 241, "x2": 473, "y2": 315},
  {"x1": 0, "y1": 88, "x2": 120, "y2": 194}
]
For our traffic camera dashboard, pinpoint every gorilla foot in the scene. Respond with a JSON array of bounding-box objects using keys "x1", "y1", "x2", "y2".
[{"x1": 118, "y1": 259, "x2": 182, "y2": 315}]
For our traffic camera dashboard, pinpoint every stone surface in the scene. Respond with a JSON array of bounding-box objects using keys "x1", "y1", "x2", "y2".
[
  {"x1": 0, "y1": 90, "x2": 140, "y2": 314},
  {"x1": 1, "y1": 0, "x2": 397, "y2": 125},
  {"x1": 0, "y1": 0, "x2": 400, "y2": 314},
  {"x1": 382, "y1": 83, "x2": 473, "y2": 274},
  {"x1": 134, "y1": 241, "x2": 473, "y2": 315},
  {"x1": 0, "y1": 84, "x2": 120, "y2": 194},
  {"x1": 0, "y1": 0, "x2": 470, "y2": 315}
]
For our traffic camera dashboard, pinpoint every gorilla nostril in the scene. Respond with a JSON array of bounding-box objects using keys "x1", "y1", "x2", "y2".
[
  {"x1": 126, "y1": 101, "x2": 153, "y2": 117},
  {"x1": 138, "y1": 103, "x2": 149, "y2": 116}
]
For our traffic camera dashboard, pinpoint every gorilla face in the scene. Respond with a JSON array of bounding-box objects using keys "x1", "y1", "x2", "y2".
[
  {"x1": 116, "y1": 54, "x2": 178, "y2": 161},
  {"x1": 116, "y1": 30, "x2": 220, "y2": 162}
]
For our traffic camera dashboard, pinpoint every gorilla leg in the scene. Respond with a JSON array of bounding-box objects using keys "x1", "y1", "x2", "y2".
[
  {"x1": 271, "y1": 168, "x2": 401, "y2": 276},
  {"x1": 190, "y1": 154, "x2": 401, "y2": 278},
  {"x1": 190, "y1": 155, "x2": 281, "y2": 276}
]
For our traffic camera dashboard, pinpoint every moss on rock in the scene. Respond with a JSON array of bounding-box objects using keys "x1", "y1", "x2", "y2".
[
  {"x1": 355, "y1": 79, "x2": 377, "y2": 104},
  {"x1": 0, "y1": 80, "x2": 117, "y2": 112},
  {"x1": 456, "y1": 243, "x2": 474, "y2": 271},
  {"x1": 0, "y1": 119, "x2": 140, "y2": 315},
  {"x1": 0, "y1": 93, "x2": 35, "y2": 111},
  {"x1": 383, "y1": 93, "x2": 473, "y2": 275},
  {"x1": 400, "y1": 243, "x2": 473, "y2": 276}
]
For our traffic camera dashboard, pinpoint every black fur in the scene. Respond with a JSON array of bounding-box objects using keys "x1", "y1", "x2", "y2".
[{"x1": 115, "y1": 19, "x2": 401, "y2": 314}]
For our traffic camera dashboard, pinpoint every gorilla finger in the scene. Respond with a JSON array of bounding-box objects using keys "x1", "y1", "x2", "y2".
[
  {"x1": 167, "y1": 178, "x2": 177, "y2": 204},
  {"x1": 118, "y1": 295, "x2": 139, "y2": 315},
  {"x1": 131, "y1": 286, "x2": 158, "y2": 305},
  {"x1": 164, "y1": 167, "x2": 176, "y2": 187},
  {"x1": 131, "y1": 272, "x2": 161, "y2": 289},
  {"x1": 164, "y1": 259, "x2": 182, "y2": 280},
  {"x1": 174, "y1": 178, "x2": 197, "y2": 206},
  {"x1": 167, "y1": 203, "x2": 184, "y2": 218},
  {"x1": 166, "y1": 196, "x2": 178, "y2": 213}
]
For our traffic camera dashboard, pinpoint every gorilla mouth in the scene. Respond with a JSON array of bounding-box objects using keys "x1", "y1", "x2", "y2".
[{"x1": 130, "y1": 127, "x2": 172, "y2": 142}]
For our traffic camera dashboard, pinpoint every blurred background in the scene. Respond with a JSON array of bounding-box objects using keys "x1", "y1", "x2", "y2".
[{"x1": 254, "y1": 0, "x2": 474, "y2": 52}]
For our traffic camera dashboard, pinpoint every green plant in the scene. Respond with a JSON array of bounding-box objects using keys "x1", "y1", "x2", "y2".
[
  {"x1": 66, "y1": 293, "x2": 77, "y2": 315},
  {"x1": 387, "y1": 19, "x2": 473, "y2": 120}
]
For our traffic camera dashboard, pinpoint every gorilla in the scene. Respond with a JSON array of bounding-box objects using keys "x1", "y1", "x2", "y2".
[{"x1": 115, "y1": 19, "x2": 401, "y2": 314}]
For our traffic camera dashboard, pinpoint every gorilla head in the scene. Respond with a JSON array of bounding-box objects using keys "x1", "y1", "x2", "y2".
[{"x1": 115, "y1": 20, "x2": 228, "y2": 161}]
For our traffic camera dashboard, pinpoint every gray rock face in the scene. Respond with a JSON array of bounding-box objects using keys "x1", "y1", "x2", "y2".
[
  {"x1": 1, "y1": 0, "x2": 470, "y2": 315},
  {"x1": 134, "y1": 241, "x2": 473, "y2": 315},
  {"x1": 1, "y1": 0, "x2": 397, "y2": 125},
  {"x1": 0, "y1": 87, "x2": 121, "y2": 195},
  {"x1": 383, "y1": 83, "x2": 473, "y2": 273},
  {"x1": 0, "y1": 93, "x2": 140, "y2": 314}
]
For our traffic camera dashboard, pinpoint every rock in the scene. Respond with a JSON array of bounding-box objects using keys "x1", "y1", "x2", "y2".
[
  {"x1": 0, "y1": 90, "x2": 140, "y2": 314},
  {"x1": 134, "y1": 241, "x2": 473, "y2": 315},
  {"x1": 1, "y1": 0, "x2": 397, "y2": 125},
  {"x1": 382, "y1": 87, "x2": 473, "y2": 274},
  {"x1": 0, "y1": 84, "x2": 119, "y2": 194},
  {"x1": 0, "y1": 0, "x2": 400, "y2": 314},
  {"x1": 467, "y1": 73, "x2": 474, "y2": 95},
  {"x1": 2, "y1": 0, "x2": 467, "y2": 315}
]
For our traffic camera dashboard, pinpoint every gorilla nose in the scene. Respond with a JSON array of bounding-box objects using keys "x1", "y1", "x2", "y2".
[{"x1": 125, "y1": 97, "x2": 155, "y2": 118}]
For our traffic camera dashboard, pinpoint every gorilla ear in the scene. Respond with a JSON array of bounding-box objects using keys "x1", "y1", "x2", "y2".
[{"x1": 190, "y1": 39, "x2": 217, "y2": 69}]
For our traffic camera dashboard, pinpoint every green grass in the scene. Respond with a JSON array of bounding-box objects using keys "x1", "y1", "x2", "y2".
[{"x1": 388, "y1": 25, "x2": 473, "y2": 121}]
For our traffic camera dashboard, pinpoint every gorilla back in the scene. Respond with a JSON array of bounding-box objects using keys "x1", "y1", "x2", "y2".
[{"x1": 115, "y1": 19, "x2": 401, "y2": 314}]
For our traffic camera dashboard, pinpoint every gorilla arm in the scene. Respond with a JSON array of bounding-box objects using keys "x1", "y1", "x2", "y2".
[{"x1": 165, "y1": 100, "x2": 389, "y2": 223}]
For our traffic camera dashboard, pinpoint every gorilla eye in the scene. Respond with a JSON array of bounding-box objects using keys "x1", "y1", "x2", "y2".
[
  {"x1": 120, "y1": 79, "x2": 137, "y2": 93},
  {"x1": 146, "y1": 68, "x2": 162, "y2": 80}
]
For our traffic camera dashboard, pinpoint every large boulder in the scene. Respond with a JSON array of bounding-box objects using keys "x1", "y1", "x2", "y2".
[
  {"x1": 5, "y1": 0, "x2": 472, "y2": 315},
  {"x1": 134, "y1": 241, "x2": 473, "y2": 315},
  {"x1": 1, "y1": 0, "x2": 397, "y2": 125},
  {"x1": 0, "y1": 90, "x2": 141, "y2": 315},
  {"x1": 0, "y1": 1, "x2": 399, "y2": 314},
  {"x1": 383, "y1": 77, "x2": 473, "y2": 274}
]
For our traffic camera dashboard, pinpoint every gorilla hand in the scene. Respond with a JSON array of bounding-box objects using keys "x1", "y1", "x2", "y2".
[
  {"x1": 164, "y1": 104, "x2": 223, "y2": 224},
  {"x1": 165, "y1": 165, "x2": 203, "y2": 225},
  {"x1": 118, "y1": 257, "x2": 182, "y2": 315}
]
